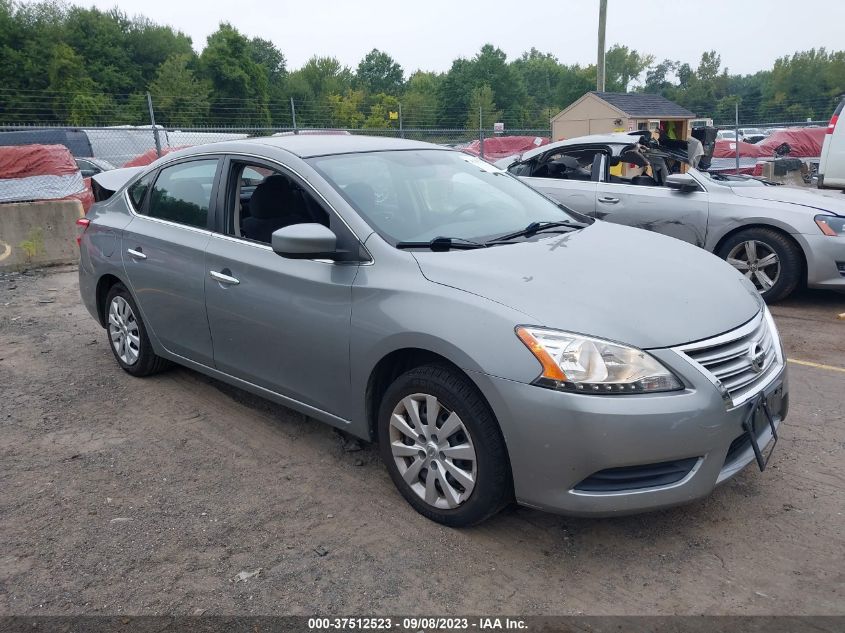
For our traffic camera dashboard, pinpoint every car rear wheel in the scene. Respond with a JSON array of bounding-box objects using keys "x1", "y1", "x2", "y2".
[
  {"x1": 104, "y1": 283, "x2": 170, "y2": 377},
  {"x1": 718, "y1": 228, "x2": 802, "y2": 302},
  {"x1": 377, "y1": 364, "x2": 512, "y2": 527}
]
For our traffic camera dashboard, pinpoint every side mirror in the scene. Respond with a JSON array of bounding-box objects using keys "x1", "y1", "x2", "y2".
[
  {"x1": 271, "y1": 223, "x2": 338, "y2": 259},
  {"x1": 666, "y1": 173, "x2": 700, "y2": 193}
]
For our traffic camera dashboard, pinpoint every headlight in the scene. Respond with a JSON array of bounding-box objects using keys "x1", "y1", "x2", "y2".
[
  {"x1": 516, "y1": 326, "x2": 683, "y2": 394},
  {"x1": 815, "y1": 214, "x2": 845, "y2": 236}
]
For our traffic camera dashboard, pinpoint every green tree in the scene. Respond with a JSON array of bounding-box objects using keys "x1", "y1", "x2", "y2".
[
  {"x1": 356, "y1": 48, "x2": 403, "y2": 95},
  {"x1": 438, "y1": 45, "x2": 527, "y2": 127},
  {"x1": 199, "y1": 23, "x2": 270, "y2": 125},
  {"x1": 364, "y1": 93, "x2": 400, "y2": 129},
  {"x1": 47, "y1": 43, "x2": 116, "y2": 124},
  {"x1": 286, "y1": 56, "x2": 353, "y2": 126},
  {"x1": 327, "y1": 90, "x2": 365, "y2": 128},
  {"x1": 465, "y1": 84, "x2": 501, "y2": 129},
  {"x1": 249, "y1": 37, "x2": 288, "y2": 125},
  {"x1": 402, "y1": 71, "x2": 441, "y2": 128},
  {"x1": 127, "y1": 16, "x2": 194, "y2": 90},
  {"x1": 150, "y1": 53, "x2": 210, "y2": 127},
  {"x1": 604, "y1": 44, "x2": 654, "y2": 92}
]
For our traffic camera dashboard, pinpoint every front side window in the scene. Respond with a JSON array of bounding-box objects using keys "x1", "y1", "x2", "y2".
[
  {"x1": 310, "y1": 150, "x2": 576, "y2": 244},
  {"x1": 228, "y1": 162, "x2": 329, "y2": 244},
  {"x1": 146, "y1": 160, "x2": 218, "y2": 229}
]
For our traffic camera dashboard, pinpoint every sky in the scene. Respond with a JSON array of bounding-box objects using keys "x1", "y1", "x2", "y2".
[{"x1": 78, "y1": 0, "x2": 845, "y2": 78}]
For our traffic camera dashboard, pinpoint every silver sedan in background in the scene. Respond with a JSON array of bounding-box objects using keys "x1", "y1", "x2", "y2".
[{"x1": 497, "y1": 133, "x2": 845, "y2": 302}]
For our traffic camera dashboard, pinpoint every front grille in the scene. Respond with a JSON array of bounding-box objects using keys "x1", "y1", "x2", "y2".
[
  {"x1": 675, "y1": 311, "x2": 783, "y2": 407},
  {"x1": 573, "y1": 457, "x2": 699, "y2": 492},
  {"x1": 836, "y1": 261, "x2": 845, "y2": 277}
]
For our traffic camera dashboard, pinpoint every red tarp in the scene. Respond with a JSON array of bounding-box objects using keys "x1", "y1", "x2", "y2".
[
  {"x1": 0, "y1": 143, "x2": 79, "y2": 179},
  {"x1": 0, "y1": 144, "x2": 92, "y2": 211},
  {"x1": 712, "y1": 140, "x2": 766, "y2": 160},
  {"x1": 713, "y1": 128, "x2": 827, "y2": 161},
  {"x1": 123, "y1": 146, "x2": 189, "y2": 168},
  {"x1": 757, "y1": 127, "x2": 827, "y2": 157},
  {"x1": 712, "y1": 127, "x2": 827, "y2": 175},
  {"x1": 462, "y1": 135, "x2": 550, "y2": 161}
]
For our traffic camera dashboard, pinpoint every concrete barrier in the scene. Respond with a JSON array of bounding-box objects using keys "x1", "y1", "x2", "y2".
[{"x1": 0, "y1": 199, "x2": 83, "y2": 270}]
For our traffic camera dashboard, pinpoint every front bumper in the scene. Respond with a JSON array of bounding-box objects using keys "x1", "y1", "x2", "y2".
[
  {"x1": 798, "y1": 233, "x2": 845, "y2": 289},
  {"x1": 471, "y1": 355, "x2": 788, "y2": 517}
]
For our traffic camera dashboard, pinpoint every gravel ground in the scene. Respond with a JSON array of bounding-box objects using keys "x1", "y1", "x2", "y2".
[{"x1": 0, "y1": 266, "x2": 843, "y2": 615}]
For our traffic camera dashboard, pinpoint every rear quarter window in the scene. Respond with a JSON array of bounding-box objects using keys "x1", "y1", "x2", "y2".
[{"x1": 127, "y1": 173, "x2": 154, "y2": 211}]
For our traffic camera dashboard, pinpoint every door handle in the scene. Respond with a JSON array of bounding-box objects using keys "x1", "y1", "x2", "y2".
[
  {"x1": 210, "y1": 270, "x2": 240, "y2": 286},
  {"x1": 127, "y1": 248, "x2": 147, "y2": 260},
  {"x1": 598, "y1": 196, "x2": 620, "y2": 204}
]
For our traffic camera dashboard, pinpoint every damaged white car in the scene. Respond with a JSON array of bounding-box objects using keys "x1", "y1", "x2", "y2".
[{"x1": 496, "y1": 132, "x2": 845, "y2": 302}]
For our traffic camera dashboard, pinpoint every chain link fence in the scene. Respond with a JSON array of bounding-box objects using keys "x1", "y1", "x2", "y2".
[{"x1": 0, "y1": 124, "x2": 553, "y2": 170}]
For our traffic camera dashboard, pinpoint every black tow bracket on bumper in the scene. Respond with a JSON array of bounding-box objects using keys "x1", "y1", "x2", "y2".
[{"x1": 742, "y1": 392, "x2": 779, "y2": 471}]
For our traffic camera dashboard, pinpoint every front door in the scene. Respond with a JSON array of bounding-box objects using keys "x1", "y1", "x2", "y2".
[
  {"x1": 594, "y1": 180, "x2": 710, "y2": 248},
  {"x1": 121, "y1": 158, "x2": 221, "y2": 365},
  {"x1": 204, "y1": 159, "x2": 360, "y2": 417}
]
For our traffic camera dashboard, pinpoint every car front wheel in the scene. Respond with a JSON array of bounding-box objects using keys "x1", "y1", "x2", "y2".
[
  {"x1": 718, "y1": 227, "x2": 802, "y2": 302},
  {"x1": 377, "y1": 364, "x2": 512, "y2": 527}
]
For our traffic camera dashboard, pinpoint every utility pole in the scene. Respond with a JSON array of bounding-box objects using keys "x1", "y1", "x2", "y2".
[
  {"x1": 290, "y1": 97, "x2": 298, "y2": 134},
  {"x1": 597, "y1": 0, "x2": 607, "y2": 92}
]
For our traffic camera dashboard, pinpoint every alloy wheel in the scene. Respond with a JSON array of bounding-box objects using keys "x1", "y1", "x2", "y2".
[
  {"x1": 726, "y1": 240, "x2": 781, "y2": 292},
  {"x1": 389, "y1": 393, "x2": 477, "y2": 510},
  {"x1": 108, "y1": 296, "x2": 140, "y2": 365}
]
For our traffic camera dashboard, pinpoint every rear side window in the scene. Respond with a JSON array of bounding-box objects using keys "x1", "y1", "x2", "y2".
[
  {"x1": 127, "y1": 173, "x2": 154, "y2": 211},
  {"x1": 146, "y1": 160, "x2": 218, "y2": 229}
]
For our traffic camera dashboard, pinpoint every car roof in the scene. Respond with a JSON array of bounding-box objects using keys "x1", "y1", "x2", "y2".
[
  {"x1": 518, "y1": 133, "x2": 639, "y2": 161},
  {"x1": 175, "y1": 134, "x2": 442, "y2": 160}
]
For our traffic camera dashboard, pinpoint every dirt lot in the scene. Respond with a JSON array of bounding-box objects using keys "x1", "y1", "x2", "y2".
[{"x1": 0, "y1": 266, "x2": 843, "y2": 615}]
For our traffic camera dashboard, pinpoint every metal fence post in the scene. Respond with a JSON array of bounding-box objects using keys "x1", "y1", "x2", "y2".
[
  {"x1": 146, "y1": 91, "x2": 162, "y2": 158},
  {"x1": 290, "y1": 97, "x2": 298, "y2": 134},
  {"x1": 734, "y1": 100, "x2": 740, "y2": 174},
  {"x1": 479, "y1": 106, "x2": 484, "y2": 160},
  {"x1": 399, "y1": 103, "x2": 404, "y2": 139}
]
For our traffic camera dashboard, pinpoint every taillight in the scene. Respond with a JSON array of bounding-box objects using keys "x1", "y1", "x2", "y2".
[
  {"x1": 75, "y1": 217, "x2": 90, "y2": 246},
  {"x1": 827, "y1": 114, "x2": 838, "y2": 134}
]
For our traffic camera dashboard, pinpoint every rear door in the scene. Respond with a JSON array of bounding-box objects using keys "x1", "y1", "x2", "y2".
[
  {"x1": 121, "y1": 157, "x2": 222, "y2": 365},
  {"x1": 594, "y1": 172, "x2": 710, "y2": 248}
]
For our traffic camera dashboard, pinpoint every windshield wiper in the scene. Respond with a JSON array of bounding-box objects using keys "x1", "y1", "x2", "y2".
[
  {"x1": 486, "y1": 220, "x2": 579, "y2": 243},
  {"x1": 395, "y1": 236, "x2": 488, "y2": 251}
]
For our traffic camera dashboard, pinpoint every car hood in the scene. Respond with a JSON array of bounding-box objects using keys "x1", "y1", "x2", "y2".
[
  {"x1": 729, "y1": 184, "x2": 845, "y2": 215},
  {"x1": 413, "y1": 221, "x2": 762, "y2": 349}
]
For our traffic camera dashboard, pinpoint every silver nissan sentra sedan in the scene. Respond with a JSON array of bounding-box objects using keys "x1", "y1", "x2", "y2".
[{"x1": 78, "y1": 135, "x2": 788, "y2": 526}]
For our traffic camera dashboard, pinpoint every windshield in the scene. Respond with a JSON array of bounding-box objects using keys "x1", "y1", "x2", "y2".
[{"x1": 308, "y1": 149, "x2": 576, "y2": 243}]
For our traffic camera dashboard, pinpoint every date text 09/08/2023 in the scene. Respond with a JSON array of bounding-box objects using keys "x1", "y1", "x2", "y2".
[{"x1": 307, "y1": 617, "x2": 528, "y2": 630}]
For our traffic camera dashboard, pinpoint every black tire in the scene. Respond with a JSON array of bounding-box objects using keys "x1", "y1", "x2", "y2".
[
  {"x1": 103, "y1": 283, "x2": 170, "y2": 377},
  {"x1": 377, "y1": 364, "x2": 512, "y2": 527},
  {"x1": 717, "y1": 227, "x2": 803, "y2": 303}
]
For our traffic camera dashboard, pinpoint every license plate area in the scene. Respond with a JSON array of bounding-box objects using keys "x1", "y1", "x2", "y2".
[{"x1": 741, "y1": 388, "x2": 781, "y2": 471}]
